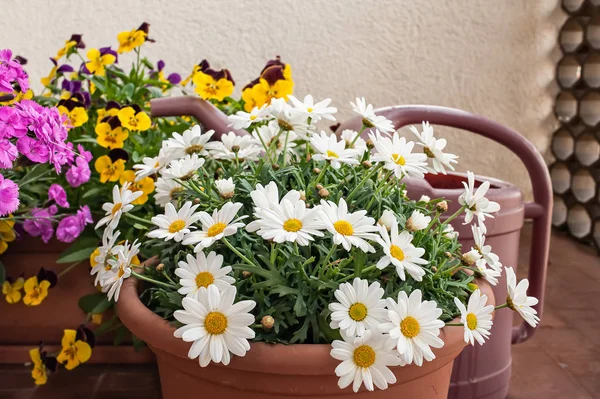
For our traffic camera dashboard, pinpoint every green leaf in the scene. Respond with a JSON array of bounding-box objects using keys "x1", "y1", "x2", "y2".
[
  {"x1": 88, "y1": 76, "x2": 106, "y2": 93},
  {"x1": 113, "y1": 325, "x2": 128, "y2": 346},
  {"x1": 94, "y1": 315, "x2": 118, "y2": 335},
  {"x1": 133, "y1": 223, "x2": 149, "y2": 230},
  {"x1": 121, "y1": 83, "x2": 134, "y2": 101},
  {"x1": 0, "y1": 261, "x2": 5, "y2": 284},
  {"x1": 78, "y1": 293, "x2": 107, "y2": 313},
  {"x1": 57, "y1": 235, "x2": 99, "y2": 264},
  {"x1": 132, "y1": 334, "x2": 146, "y2": 352},
  {"x1": 82, "y1": 187, "x2": 104, "y2": 199}
]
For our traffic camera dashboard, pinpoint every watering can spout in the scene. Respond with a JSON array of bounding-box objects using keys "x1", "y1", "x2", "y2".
[{"x1": 149, "y1": 96, "x2": 247, "y2": 139}]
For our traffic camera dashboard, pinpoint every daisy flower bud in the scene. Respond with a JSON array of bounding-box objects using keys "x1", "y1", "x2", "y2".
[
  {"x1": 419, "y1": 195, "x2": 430, "y2": 203},
  {"x1": 242, "y1": 271, "x2": 252, "y2": 279},
  {"x1": 406, "y1": 210, "x2": 431, "y2": 232},
  {"x1": 261, "y1": 315, "x2": 275, "y2": 330},
  {"x1": 436, "y1": 200, "x2": 448, "y2": 213},
  {"x1": 313, "y1": 167, "x2": 321, "y2": 174},
  {"x1": 462, "y1": 249, "x2": 481, "y2": 266},
  {"x1": 272, "y1": 163, "x2": 280, "y2": 170},
  {"x1": 215, "y1": 178, "x2": 235, "y2": 199},
  {"x1": 377, "y1": 209, "x2": 397, "y2": 231},
  {"x1": 299, "y1": 190, "x2": 306, "y2": 201},
  {"x1": 467, "y1": 283, "x2": 479, "y2": 291},
  {"x1": 362, "y1": 160, "x2": 372, "y2": 169},
  {"x1": 231, "y1": 145, "x2": 240, "y2": 153},
  {"x1": 193, "y1": 198, "x2": 201, "y2": 204},
  {"x1": 366, "y1": 139, "x2": 375, "y2": 149},
  {"x1": 156, "y1": 263, "x2": 165, "y2": 271},
  {"x1": 316, "y1": 184, "x2": 323, "y2": 190},
  {"x1": 319, "y1": 188, "x2": 330, "y2": 198}
]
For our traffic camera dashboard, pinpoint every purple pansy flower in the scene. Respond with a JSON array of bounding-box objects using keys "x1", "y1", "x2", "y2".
[
  {"x1": 65, "y1": 156, "x2": 90, "y2": 187},
  {"x1": 0, "y1": 174, "x2": 19, "y2": 216},
  {"x1": 0, "y1": 139, "x2": 18, "y2": 168},
  {"x1": 23, "y1": 206, "x2": 57, "y2": 243},
  {"x1": 48, "y1": 184, "x2": 69, "y2": 208}
]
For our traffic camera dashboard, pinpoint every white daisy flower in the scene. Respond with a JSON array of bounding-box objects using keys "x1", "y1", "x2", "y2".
[
  {"x1": 376, "y1": 224, "x2": 428, "y2": 281},
  {"x1": 228, "y1": 104, "x2": 269, "y2": 130},
  {"x1": 472, "y1": 225, "x2": 500, "y2": 270},
  {"x1": 288, "y1": 94, "x2": 337, "y2": 122},
  {"x1": 406, "y1": 210, "x2": 431, "y2": 232},
  {"x1": 90, "y1": 229, "x2": 123, "y2": 286},
  {"x1": 330, "y1": 329, "x2": 401, "y2": 392},
  {"x1": 319, "y1": 198, "x2": 379, "y2": 253},
  {"x1": 377, "y1": 209, "x2": 397, "y2": 231},
  {"x1": 443, "y1": 224, "x2": 458, "y2": 239},
  {"x1": 133, "y1": 148, "x2": 173, "y2": 181},
  {"x1": 155, "y1": 177, "x2": 184, "y2": 207},
  {"x1": 462, "y1": 248, "x2": 482, "y2": 265},
  {"x1": 162, "y1": 125, "x2": 215, "y2": 160},
  {"x1": 246, "y1": 182, "x2": 301, "y2": 232},
  {"x1": 215, "y1": 177, "x2": 235, "y2": 199},
  {"x1": 458, "y1": 171, "x2": 501, "y2": 227},
  {"x1": 410, "y1": 121, "x2": 458, "y2": 174},
  {"x1": 147, "y1": 201, "x2": 202, "y2": 242},
  {"x1": 419, "y1": 195, "x2": 431, "y2": 203},
  {"x1": 505, "y1": 266, "x2": 540, "y2": 328},
  {"x1": 370, "y1": 130, "x2": 428, "y2": 179},
  {"x1": 182, "y1": 202, "x2": 246, "y2": 251},
  {"x1": 102, "y1": 240, "x2": 140, "y2": 302},
  {"x1": 175, "y1": 251, "x2": 235, "y2": 299},
  {"x1": 266, "y1": 98, "x2": 314, "y2": 140},
  {"x1": 173, "y1": 285, "x2": 256, "y2": 367},
  {"x1": 454, "y1": 289, "x2": 494, "y2": 346},
  {"x1": 379, "y1": 290, "x2": 445, "y2": 366},
  {"x1": 209, "y1": 132, "x2": 262, "y2": 162},
  {"x1": 95, "y1": 183, "x2": 143, "y2": 229},
  {"x1": 329, "y1": 278, "x2": 388, "y2": 337},
  {"x1": 253, "y1": 196, "x2": 324, "y2": 246},
  {"x1": 310, "y1": 131, "x2": 360, "y2": 169},
  {"x1": 161, "y1": 153, "x2": 206, "y2": 180},
  {"x1": 340, "y1": 129, "x2": 368, "y2": 155},
  {"x1": 475, "y1": 259, "x2": 501, "y2": 286},
  {"x1": 252, "y1": 119, "x2": 297, "y2": 154},
  {"x1": 350, "y1": 97, "x2": 395, "y2": 134}
]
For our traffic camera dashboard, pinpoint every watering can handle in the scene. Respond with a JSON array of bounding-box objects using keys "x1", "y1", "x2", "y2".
[
  {"x1": 149, "y1": 96, "x2": 246, "y2": 138},
  {"x1": 337, "y1": 105, "x2": 552, "y2": 344}
]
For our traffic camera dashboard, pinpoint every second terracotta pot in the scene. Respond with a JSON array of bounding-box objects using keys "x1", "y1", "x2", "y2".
[{"x1": 117, "y1": 277, "x2": 495, "y2": 398}]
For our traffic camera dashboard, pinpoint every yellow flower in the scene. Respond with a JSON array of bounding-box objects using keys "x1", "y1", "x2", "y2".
[
  {"x1": 54, "y1": 40, "x2": 77, "y2": 60},
  {"x1": 23, "y1": 276, "x2": 51, "y2": 306},
  {"x1": 95, "y1": 122, "x2": 129, "y2": 149},
  {"x1": 256, "y1": 78, "x2": 293, "y2": 102},
  {"x1": 90, "y1": 81, "x2": 96, "y2": 95},
  {"x1": 85, "y1": 48, "x2": 116, "y2": 77},
  {"x1": 119, "y1": 170, "x2": 155, "y2": 205},
  {"x1": 0, "y1": 218, "x2": 16, "y2": 255},
  {"x1": 90, "y1": 247, "x2": 101, "y2": 268},
  {"x1": 2, "y1": 277, "x2": 24, "y2": 304},
  {"x1": 118, "y1": 106, "x2": 151, "y2": 131},
  {"x1": 58, "y1": 105, "x2": 88, "y2": 128},
  {"x1": 96, "y1": 107, "x2": 120, "y2": 125},
  {"x1": 91, "y1": 314, "x2": 103, "y2": 325},
  {"x1": 40, "y1": 66, "x2": 58, "y2": 87},
  {"x1": 193, "y1": 71, "x2": 234, "y2": 102},
  {"x1": 242, "y1": 85, "x2": 269, "y2": 112},
  {"x1": 0, "y1": 89, "x2": 33, "y2": 105},
  {"x1": 29, "y1": 348, "x2": 48, "y2": 385},
  {"x1": 117, "y1": 29, "x2": 146, "y2": 54},
  {"x1": 94, "y1": 155, "x2": 126, "y2": 183},
  {"x1": 56, "y1": 329, "x2": 92, "y2": 370}
]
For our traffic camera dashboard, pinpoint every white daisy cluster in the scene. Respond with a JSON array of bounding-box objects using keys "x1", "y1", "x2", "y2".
[{"x1": 91, "y1": 95, "x2": 541, "y2": 394}]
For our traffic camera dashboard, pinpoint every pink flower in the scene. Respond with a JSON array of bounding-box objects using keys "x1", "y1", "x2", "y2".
[
  {"x1": 0, "y1": 107, "x2": 28, "y2": 139},
  {"x1": 56, "y1": 206, "x2": 92, "y2": 243},
  {"x1": 16, "y1": 136, "x2": 49, "y2": 164},
  {"x1": 0, "y1": 139, "x2": 18, "y2": 168},
  {"x1": 66, "y1": 157, "x2": 91, "y2": 187},
  {"x1": 0, "y1": 174, "x2": 19, "y2": 216},
  {"x1": 23, "y1": 206, "x2": 57, "y2": 243},
  {"x1": 77, "y1": 144, "x2": 92, "y2": 162},
  {"x1": 48, "y1": 184, "x2": 69, "y2": 208},
  {"x1": 0, "y1": 49, "x2": 29, "y2": 93}
]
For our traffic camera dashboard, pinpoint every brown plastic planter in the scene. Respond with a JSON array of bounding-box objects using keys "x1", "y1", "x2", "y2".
[
  {"x1": 117, "y1": 277, "x2": 494, "y2": 399},
  {"x1": 0, "y1": 237, "x2": 154, "y2": 364}
]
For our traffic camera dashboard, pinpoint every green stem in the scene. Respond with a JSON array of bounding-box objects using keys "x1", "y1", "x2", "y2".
[
  {"x1": 281, "y1": 130, "x2": 291, "y2": 166},
  {"x1": 349, "y1": 125, "x2": 367, "y2": 147},
  {"x1": 223, "y1": 238, "x2": 259, "y2": 268},
  {"x1": 317, "y1": 244, "x2": 337, "y2": 279},
  {"x1": 445, "y1": 323, "x2": 463, "y2": 327},
  {"x1": 421, "y1": 211, "x2": 440, "y2": 236},
  {"x1": 314, "y1": 163, "x2": 329, "y2": 186},
  {"x1": 58, "y1": 261, "x2": 82, "y2": 278},
  {"x1": 346, "y1": 163, "x2": 382, "y2": 202},
  {"x1": 124, "y1": 212, "x2": 153, "y2": 225},
  {"x1": 131, "y1": 270, "x2": 177, "y2": 289},
  {"x1": 495, "y1": 303, "x2": 509, "y2": 310},
  {"x1": 442, "y1": 204, "x2": 468, "y2": 227},
  {"x1": 339, "y1": 264, "x2": 377, "y2": 282}
]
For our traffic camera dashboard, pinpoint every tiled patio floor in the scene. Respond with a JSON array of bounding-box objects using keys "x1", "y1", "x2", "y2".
[{"x1": 1, "y1": 223, "x2": 598, "y2": 399}]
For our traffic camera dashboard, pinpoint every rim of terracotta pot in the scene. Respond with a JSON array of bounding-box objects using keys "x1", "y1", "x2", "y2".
[{"x1": 116, "y1": 276, "x2": 495, "y2": 377}]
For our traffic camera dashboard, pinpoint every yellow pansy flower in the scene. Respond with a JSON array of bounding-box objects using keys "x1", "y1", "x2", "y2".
[
  {"x1": 117, "y1": 29, "x2": 146, "y2": 54},
  {"x1": 94, "y1": 155, "x2": 126, "y2": 183},
  {"x1": 119, "y1": 170, "x2": 155, "y2": 205},
  {"x1": 40, "y1": 66, "x2": 57, "y2": 87},
  {"x1": 29, "y1": 348, "x2": 48, "y2": 385},
  {"x1": 255, "y1": 77, "x2": 293, "y2": 103},
  {"x1": 58, "y1": 105, "x2": 88, "y2": 128},
  {"x1": 56, "y1": 329, "x2": 92, "y2": 370},
  {"x1": 0, "y1": 89, "x2": 33, "y2": 105},
  {"x1": 0, "y1": 218, "x2": 16, "y2": 255},
  {"x1": 242, "y1": 84, "x2": 269, "y2": 112},
  {"x1": 23, "y1": 276, "x2": 51, "y2": 306},
  {"x1": 95, "y1": 121, "x2": 129, "y2": 149},
  {"x1": 55, "y1": 40, "x2": 77, "y2": 60},
  {"x1": 192, "y1": 71, "x2": 234, "y2": 102},
  {"x1": 118, "y1": 106, "x2": 151, "y2": 131},
  {"x1": 96, "y1": 107, "x2": 120, "y2": 125},
  {"x1": 2, "y1": 277, "x2": 24, "y2": 304},
  {"x1": 91, "y1": 314, "x2": 103, "y2": 325},
  {"x1": 85, "y1": 48, "x2": 116, "y2": 77}
]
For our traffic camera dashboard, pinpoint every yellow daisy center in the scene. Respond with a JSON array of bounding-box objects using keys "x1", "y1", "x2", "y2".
[
  {"x1": 400, "y1": 316, "x2": 420, "y2": 338},
  {"x1": 283, "y1": 218, "x2": 303, "y2": 232},
  {"x1": 111, "y1": 202, "x2": 122, "y2": 216},
  {"x1": 307, "y1": 107, "x2": 314, "y2": 113},
  {"x1": 207, "y1": 222, "x2": 227, "y2": 237},
  {"x1": 390, "y1": 245, "x2": 405, "y2": 261},
  {"x1": 392, "y1": 153, "x2": 406, "y2": 165},
  {"x1": 249, "y1": 115, "x2": 257, "y2": 121},
  {"x1": 117, "y1": 266, "x2": 125, "y2": 278},
  {"x1": 185, "y1": 144, "x2": 204, "y2": 155},
  {"x1": 326, "y1": 150, "x2": 339, "y2": 158},
  {"x1": 349, "y1": 303, "x2": 368, "y2": 321},
  {"x1": 466, "y1": 313, "x2": 478, "y2": 330},
  {"x1": 204, "y1": 311, "x2": 228, "y2": 335},
  {"x1": 168, "y1": 219, "x2": 186, "y2": 233},
  {"x1": 353, "y1": 345, "x2": 376, "y2": 368},
  {"x1": 334, "y1": 220, "x2": 354, "y2": 236},
  {"x1": 195, "y1": 271, "x2": 214, "y2": 288}
]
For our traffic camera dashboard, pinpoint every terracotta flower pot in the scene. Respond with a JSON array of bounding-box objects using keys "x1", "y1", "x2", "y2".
[
  {"x1": 0, "y1": 237, "x2": 154, "y2": 364},
  {"x1": 117, "y1": 277, "x2": 495, "y2": 399}
]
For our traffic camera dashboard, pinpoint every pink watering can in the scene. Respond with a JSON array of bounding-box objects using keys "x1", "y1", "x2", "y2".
[{"x1": 150, "y1": 97, "x2": 552, "y2": 399}]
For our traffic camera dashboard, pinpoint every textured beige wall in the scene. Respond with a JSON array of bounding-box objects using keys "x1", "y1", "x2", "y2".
[{"x1": 2, "y1": 0, "x2": 565, "y2": 199}]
